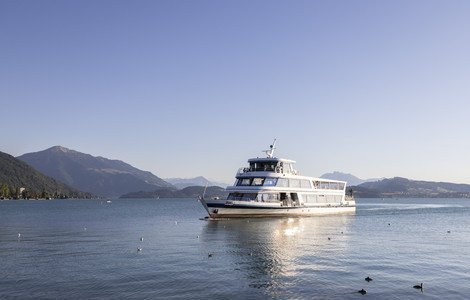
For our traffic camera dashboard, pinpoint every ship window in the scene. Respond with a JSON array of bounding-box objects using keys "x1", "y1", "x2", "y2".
[
  {"x1": 326, "y1": 195, "x2": 340, "y2": 203},
  {"x1": 264, "y1": 177, "x2": 278, "y2": 186},
  {"x1": 305, "y1": 194, "x2": 316, "y2": 203},
  {"x1": 258, "y1": 193, "x2": 280, "y2": 202},
  {"x1": 242, "y1": 193, "x2": 257, "y2": 200},
  {"x1": 250, "y1": 162, "x2": 277, "y2": 172},
  {"x1": 277, "y1": 178, "x2": 289, "y2": 187},
  {"x1": 319, "y1": 182, "x2": 329, "y2": 189},
  {"x1": 283, "y1": 164, "x2": 292, "y2": 173},
  {"x1": 240, "y1": 178, "x2": 252, "y2": 186},
  {"x1": 264, "y1": 163, "x2": 276, "y2": 172},
  {"x1": 252, "y1": 178, "x2": 264, "y2": 186},
  {"x1": 228, "y1": 193, "x2": 243, "y2": 200},
  {"x1": 301, "y1": 180, "x2": 311, "y2": 189},
  {"x1": 329, "y1": 182, "x2": 343, "y2": 190},
  {"x1": 289, "y1": 179, "x2": 300, "y2": 188},
  {"x1": 251, "y1": 162, "x2": 264, "y2": 171},
  {"x1": 228, "y1": 193, "x2": 263, "y2": 201}
]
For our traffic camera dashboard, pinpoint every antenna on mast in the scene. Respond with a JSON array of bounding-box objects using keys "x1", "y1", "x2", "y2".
[{"x1": 263, "y1": 138, "x2": 277, "y2": 158}]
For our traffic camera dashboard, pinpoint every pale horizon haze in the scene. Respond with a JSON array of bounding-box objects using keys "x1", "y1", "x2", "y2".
[{"x1": 1, "y1": 1, "x2": 470, "y2": 184}]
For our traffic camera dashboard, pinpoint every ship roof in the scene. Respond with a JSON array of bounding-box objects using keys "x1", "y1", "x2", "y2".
[{"x1": 248, "y1": 157, "x2": 296, "y2": 164}]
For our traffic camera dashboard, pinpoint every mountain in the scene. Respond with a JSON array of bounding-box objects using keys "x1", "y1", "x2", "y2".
[
  {"x1": 17, "y1": 146, "x2": 174, "y2": 198},
  {"x1": 320, "y1": 171, "x2": 382, "y2": 186},
  {"x1": 165, "y1": 176, "x2": 229, "y2": 189},
  {"x1": 352, "y1": 177, "x2": 470, "y2": 198},
  {"x1": 320, "y1": 172, "x2": 366, "y2": 186},
  {"x1": 120, "y1": 186, "x2": 228, "y2": 199},
  {"x1": 0, "y1": 151, "x2": 92, "y2": 198}
]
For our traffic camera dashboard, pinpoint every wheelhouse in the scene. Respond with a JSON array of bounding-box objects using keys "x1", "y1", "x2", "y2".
[{"x1": 238, "y1": 158, "x2": 298, "y2": 175}]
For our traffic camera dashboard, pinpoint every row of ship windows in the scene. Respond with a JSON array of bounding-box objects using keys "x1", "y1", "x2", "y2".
[
  {"x1": 228, "y1": 193, "x2": 343, "y2": 203},
  {"x1": 303, "y1": 194, "x2": 343, "y2": 203},
  {"x1": 235, "y1": 177, "x2": 345, "y2": 190}
]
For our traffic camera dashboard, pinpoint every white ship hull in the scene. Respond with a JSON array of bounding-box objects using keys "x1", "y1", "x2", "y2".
[{"x1": 201, "y1": 199, "x2": 355, "y2": 218}]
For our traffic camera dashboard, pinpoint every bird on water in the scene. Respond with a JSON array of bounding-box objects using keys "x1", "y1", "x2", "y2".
[
  {"x1": 413, "y1": 283, "x2": 423, "y2": 289},
  {"x1": 358, "y1": 289, "x2": 367, "y2": 295},
  {"x1": 365, "y1": 276, "x2": 373, "y2": 282}
]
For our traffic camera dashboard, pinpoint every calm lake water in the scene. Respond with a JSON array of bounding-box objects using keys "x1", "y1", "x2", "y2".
[{"x1": 1, "y1": 198, "x2": 470, "y2": 299}]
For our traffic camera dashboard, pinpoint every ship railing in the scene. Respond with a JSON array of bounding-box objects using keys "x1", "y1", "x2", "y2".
[{"x1": 237, "y1": 167, "x2": 249, "y2": 175}]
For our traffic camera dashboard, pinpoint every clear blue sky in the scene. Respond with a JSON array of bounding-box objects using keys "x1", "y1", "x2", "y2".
[{"x1": 1, "y1": 1, "x2": 470, "y2": 184}]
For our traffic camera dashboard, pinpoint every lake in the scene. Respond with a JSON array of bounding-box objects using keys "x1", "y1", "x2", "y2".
[{"x1": 1, "y1": 198, "x2": 469, "y2": 299}]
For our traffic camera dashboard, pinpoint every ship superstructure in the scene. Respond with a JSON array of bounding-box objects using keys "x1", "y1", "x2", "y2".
[{"x1": 200, "y1": 140, "x2": 355, "y2": 217}]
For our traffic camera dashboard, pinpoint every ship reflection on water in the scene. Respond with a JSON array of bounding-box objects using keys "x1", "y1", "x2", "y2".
[{"x1": 201, "y1": 215, "x2": 354, "y2": 296}]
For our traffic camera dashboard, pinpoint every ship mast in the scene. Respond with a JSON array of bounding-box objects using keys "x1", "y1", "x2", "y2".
[{"x1": 263, "y1": 139, "x2": 277, "y2": 158}]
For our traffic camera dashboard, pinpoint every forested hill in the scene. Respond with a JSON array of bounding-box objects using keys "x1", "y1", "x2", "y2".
[
  {"x1": 352, "y1": 177, "x2": 470, "y2": 198},
  {"x1": 0, "y1": 151, "x2": 92, "y2": 199},
  {"x1": 17, "y1": 146, "x2": 174, "y2": 198}
]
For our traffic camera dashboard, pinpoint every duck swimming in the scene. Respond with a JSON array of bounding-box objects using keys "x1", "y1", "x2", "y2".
[{"x1": 413, "y1": 283, "x2": 423, "y2": 289}]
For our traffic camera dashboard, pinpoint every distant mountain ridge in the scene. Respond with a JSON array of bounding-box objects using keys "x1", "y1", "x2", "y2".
[
  {"x1": 317, "y1": 171, "x2": 470, "y2": 198},
  {"x1": 17, "y1": 146, "x2": 174, "y2": 197},
  {"x1": 352, "y1": 177, "x2": 470, "y2": 198},
  {"x1": 13, "y1": 147, "x2": 470, "y2": 199},
  {"x1": 165, "y1": 176, "x2": 229, "y2": 189},
  {"x1": 320, "y1": 171, "x2": 382, "y2": 186},
  {"x1": 0, "y1": 151, "x2": 91, "y2": 198}
]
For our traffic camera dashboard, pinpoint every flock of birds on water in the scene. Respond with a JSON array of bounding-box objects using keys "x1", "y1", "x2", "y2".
[
  {"x1": 130, "y1": 221, "x2": 432, "y2": 296},
  {"x1": 357, "y1": 276, "x2": 423, "y2": 295},
  {"x1": 15, "y1": 219, "x2": 450, "y2": 296}
]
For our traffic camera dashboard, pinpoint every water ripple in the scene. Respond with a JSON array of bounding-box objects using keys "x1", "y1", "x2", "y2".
[{"x1": 1, "y1": 198, "x2": 470, "y2": 299}]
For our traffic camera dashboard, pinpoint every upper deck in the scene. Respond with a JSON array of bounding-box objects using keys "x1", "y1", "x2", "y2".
[
  {"x1": 232, "y1": 140, "x2": 347, "y2": 189},
  {"x1": 238, "y1": 157, "x2": 299, "y2": 176}
]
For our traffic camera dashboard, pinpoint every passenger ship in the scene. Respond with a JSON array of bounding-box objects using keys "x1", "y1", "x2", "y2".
[{"x1": 200, "y1": 140, "x2": 356, "y2": 218}]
